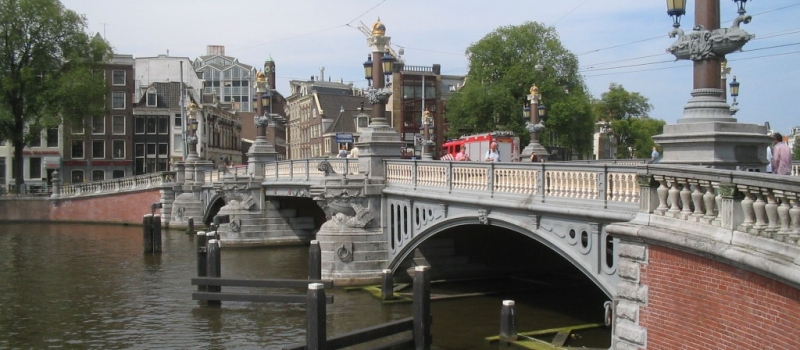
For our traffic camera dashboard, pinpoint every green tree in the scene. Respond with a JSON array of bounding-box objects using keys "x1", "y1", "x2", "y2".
[
  {"x1": 793, "y1": 137, "x2": 800, "y2": 160},
  {"x1": 592, "y1": 83, "x2": 662, "y2": 159},
  {"x1": 444, "y1": 21, "x2": 594, "y2": 158},
  {"x1": 0, "y1": 0, "x2": 112, "y2": 191}
]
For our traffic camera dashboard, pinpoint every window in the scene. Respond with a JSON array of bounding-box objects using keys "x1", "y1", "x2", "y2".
[
  {"x1": 112, "y1": 170, "x2": 125, "y2": 178},
  {"x1": 134, "y1": 116, "x2": 145, "y2": 134},
  {"x1": 174, "y1": 114, "x2": 182, "y2": 129},
  {"x1": 158, "y1": 116, "x2": 169, "y2": 134},
  {"x1": 92, "y1": 140, "x2": 104, "y2": 158},
  {"x1": 29, "y1": 132, "x2": 41, "y2": 147},
  {"x1": 92, "y1": 170, "x2": 105, "y2": 181},
  {"x1": 92, "y1": 116, "x2": 104, "y2": 134},
  {"x1": 71, "y1": 123, "x2": 85, "y2": 135},
  {"x1": 112, "y1": 140, "x2": 125, "y2": 159},
  {"x1": 173, "y1": 134, "x2": 183, "y2": 153},
  {"x1": 147, "y1": 143, "x2": 156, "y2": 156},
  {"x1": 158, "y1": 143, "x2": 168, "y2": 156},
  {"x1": 46, "y1": 128, "x2": 58, "y2": 147},
  {"x1": 71, "y1": 170, "x2": 84, "y2": 183},
  {"x1": 71, "y1": 140, "x2": 84, "y2": 158},
  {"x1": 146, "y1": 91, "x2": 157, "y2": 106},
  {"x1": 358, "y1": 116, "x2": 368, "y2": 128},
  {"x1": 112, "y1": 115, "x2": 125, "y2": 134},
  {"x1": 112, "y1": 70, "x2": 126, "y2": 85},
  {"x1": 146, "y1": 117, "x2": 156, "y2": 134},
  {"x1": 29, "y1": 158, "x2": 41, "y2": 179},
  {"x1": 112, "y1": 91, "x2": 125, "y2": 109}
]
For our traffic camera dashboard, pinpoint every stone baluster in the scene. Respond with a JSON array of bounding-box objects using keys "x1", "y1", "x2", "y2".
[
  {"x1": 764, "y1": 189, "x2": 780, "y2": 238},
  {"x1": 679, "y1": 178, "x2": 693, "y2": 219},
  {"x1": 737, "y1": 185, "x2": 755, "y2": 232},
  {"x1": 702, "y1": 181, "x2": 717, "y2": 225},
  {"x1": 787, "y1": 193, "x2": 800, "y2": 244},
  {"x1": 751, "y1": 188, "x2": 768, "y2": 236},
  {"x1": 655, "y1": 176, "x2": 669, "y2": 215},
  {"x1": 667, "y1": 177, "x2": 681, "y2": 215},
  {"x1": 690, "y1": 180, "x2": 705, "y2": 220},
  {"x1": 773, "y1": 190, "x2": 792, "y2": 241}
]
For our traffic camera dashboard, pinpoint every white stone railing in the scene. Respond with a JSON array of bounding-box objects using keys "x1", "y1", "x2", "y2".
[
  {"x1": 384, "y1": 160, "x2": 639, "y2": 206},
  {"x1": 793, "y1": 162, "x2": 800, "y2": 177},
  {"x1": 644, "y1": 165, "x2": 800, "y2": 243},
  {"x1": 56, "y1": 172, "x2": 175, "y2": 198},
  {"x1": 262, "y1": 158, "x2": 360, "y2": 181}
]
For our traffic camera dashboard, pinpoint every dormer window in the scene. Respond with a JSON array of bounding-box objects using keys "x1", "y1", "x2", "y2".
[{"x1": 146, "y1": 88, "x2": 157, "y2": 107}]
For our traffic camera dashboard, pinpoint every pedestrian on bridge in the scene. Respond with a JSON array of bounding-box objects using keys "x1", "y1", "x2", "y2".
[
  {"x1": 770, "y1": 133, "x2": 791, "y2": 175},
  {"x1": 484, "y1": 142, "x2": 500, "y2": 162}
]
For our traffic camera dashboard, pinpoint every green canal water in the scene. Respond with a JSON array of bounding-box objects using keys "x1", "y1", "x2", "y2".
[{"x1": 0, "y1": 223, "x2": 610, "y2": 349}]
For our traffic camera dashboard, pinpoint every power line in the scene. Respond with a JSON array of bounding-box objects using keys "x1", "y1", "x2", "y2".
[{"x1": 551, "y1": 0, "x2": 589, "y2": 26}]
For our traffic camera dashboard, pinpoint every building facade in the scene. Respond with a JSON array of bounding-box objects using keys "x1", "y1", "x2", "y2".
[
  {"x1": 193, "y1": 45, "x2": 255, "y2": 113},
  {"x1": 61, "y1": 54, "x2": 135, "y2": 184},
  {"x1": 285, "y1": 78, "x2": 365, "y2": 159}
]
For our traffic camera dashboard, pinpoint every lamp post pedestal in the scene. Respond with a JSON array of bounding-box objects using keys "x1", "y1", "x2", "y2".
[
  {"x1": 520, "y1": 88, "x2": 549, "y2": 162},
  {"x1": 248, "y1": 70, "x2": 278, "y2": 179},
  {"x1": 654, "y1": 0, "x2": 769, "y2": 170}
]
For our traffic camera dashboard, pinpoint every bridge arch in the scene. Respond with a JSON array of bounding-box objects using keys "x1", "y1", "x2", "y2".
[
  {"x1": 203, "y1": 193, "x2": 227, "y2": 226},
  {"x1": 388, "y1": 214, "x2": 618, "y2": 298}
]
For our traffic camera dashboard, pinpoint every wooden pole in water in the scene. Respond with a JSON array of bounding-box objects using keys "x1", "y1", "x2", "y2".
[
  {"x1": 196, "y1": 231, "x2": 207, "y2": 293},
  {"x1": 381, "y1": 269, "x2": 394, "y2": 300},
  {"x1": 306, "y1": 283, "x2": 327, "y2": 350},
  {"x1": 413, "y1": 266, "x2": 431, "y2": 350},
  {"x1": 500, "y1": 300, "x2": 518, "y2": 342},
  {"x1": 142, "y1": 214, "x2": 153, "y2": 253},
  {"x1": 206, "y1": 239, "x2": 221, "y2": 306},
  {"x1": 152, "y1": 215, "x2": 162, "y2": 253},
  {"x1": 308, "y1": 240, "x2": 321, "y2": 280},
  {"x1": 187, "y1": 217, "x2": 194, "y2": 235}
]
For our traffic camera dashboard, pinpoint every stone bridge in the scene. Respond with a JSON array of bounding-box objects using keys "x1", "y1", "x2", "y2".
[{"x1": 30, "y1": 156, "x2": 800, "y2": 349}]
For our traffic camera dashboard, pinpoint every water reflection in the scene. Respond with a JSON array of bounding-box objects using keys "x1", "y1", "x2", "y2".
[{"x1": 0, "y1": 223, "x2": 609, "y2": 349}]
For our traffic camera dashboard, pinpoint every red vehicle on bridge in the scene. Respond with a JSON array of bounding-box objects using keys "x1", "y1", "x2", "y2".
[{"x1": 441, "y1": 131, "x2": 521, "y2": 162}]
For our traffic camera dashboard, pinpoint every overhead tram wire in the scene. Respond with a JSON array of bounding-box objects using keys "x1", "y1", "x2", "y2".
[
  {"x1": 229, "y1": 0, "x2": 387, "y2": 54},
  {"x1": 577, "y1": 3, "x2": 800, "y2": 58}
]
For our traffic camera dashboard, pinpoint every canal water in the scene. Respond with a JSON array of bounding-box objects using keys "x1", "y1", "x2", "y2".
[{"x1": 0, "y1": 223, "x2": 610, "y2": 349}]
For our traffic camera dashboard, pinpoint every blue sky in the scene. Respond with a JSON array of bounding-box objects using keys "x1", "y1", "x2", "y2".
[{"x1": 61, "y1": 0, "x2": 800, "y2": 135}]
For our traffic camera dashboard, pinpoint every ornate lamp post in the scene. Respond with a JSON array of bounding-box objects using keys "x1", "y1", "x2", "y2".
[
  {"x1": 653, "y1": 0, "x2": 768, "y2": 169},
  {"x1": 254, "y1": 70, "x2": 270, "y2": 140},
  {"x1": 186, "y1": 101, "x2": 200, "y2": 162},
  {"x1": 729, "y1": 76, "x2": 740, "y2": 115},
  {"x1": 521, "y1": 83, "x2": 549, "y2": 162},
  {"x1": 355, "y1": 18, "x2": 404, "y2": 180},
  {"x1": 420, "y1": 110, "x2": 434, "y2": 160}
]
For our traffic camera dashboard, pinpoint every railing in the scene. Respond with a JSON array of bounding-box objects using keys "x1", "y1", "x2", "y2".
[
  {"x1": 793, "y1": 161, "x2": 800, "y2": 177},
  {"x1": 385, "y1": 160, "x2": 640, "y2": 206},
  {"x1": 57, "y1": 172, "x2": 176, "y2": 198},
  {"x1": 262, "y1": 158, "x2": 359, "y2": 181},
  {"x1": 644, "y1": 165, "x2": 800, "y2": 243}
]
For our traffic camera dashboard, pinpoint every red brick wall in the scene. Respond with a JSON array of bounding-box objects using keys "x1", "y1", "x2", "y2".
[
  {"x1": 0, "y1": 190, "x2": 162, "y2": 225},
  {"x1": 640, "y1": 245, "x2": 800, "y2": 350}
]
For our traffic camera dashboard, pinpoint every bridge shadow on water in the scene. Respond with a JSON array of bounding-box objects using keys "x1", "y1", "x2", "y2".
[{"x1": 390, "y1": 224, "x2": 612, "y2": 349}]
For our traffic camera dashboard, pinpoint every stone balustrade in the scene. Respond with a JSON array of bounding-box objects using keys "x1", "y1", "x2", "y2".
[
  {"x1": 643, "y1": 165, "x2": 800, "y2": 244},
  {"x1": 385, "y1": 160, "x2": 640, "y2": 207},
  {"x1": 261, "y1": 158, "x2": 360, "y2": 181},
  {"x1": 56, "y1": 172, "x2": 175, "y2": 198}
]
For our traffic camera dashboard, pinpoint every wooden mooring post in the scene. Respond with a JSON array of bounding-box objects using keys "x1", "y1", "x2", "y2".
[
  {"x1": 500, "y1": 300, "x2": 517, "y2": 343},
  {"x1": 306, "y1": 283, "x2": 327, "y2": 350},
  {"x1": 142, "y1": 214, "x2": 162, "y2": 254},
  {"x1": 206, "y1": 239, "x2": 221, "y2": 306},
  {"x1": 381, "y1": 269, "x2": 394, "y2": 300},
  {"x1": 413, "y1": 266, "x2": 432, "y2": 349},
  {"x1": 187, "y1": 217, "x2": 195, "y2": 235},
  {"x1": 196, "y1": 231, "x2": 207, "y2": 294},
  {"x1": 308, "y1": 240, "x2": 321, "y2": 280}
]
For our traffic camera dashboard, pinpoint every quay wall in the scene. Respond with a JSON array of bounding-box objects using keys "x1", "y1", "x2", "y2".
[
  {"x1": 0, "y1": 189, "x2": 162, "y2": 225},
  {"x1": 639, "y1": 245, "x2": 800, "y2": 349}
]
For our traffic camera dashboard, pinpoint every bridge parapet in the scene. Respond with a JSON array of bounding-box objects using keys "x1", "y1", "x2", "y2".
[
  {"x1": 263, "y1": 159, "x2": 360, "y2": 181},
  {"x1": 385, "y1": 160, "x2": 639, "y2": 208},
  {"x1": 56, "y1": 172, "x2": 175, "y2": 198},
  {"x1": 642, "y1": 165, "x2": 800, "y2": 243}
]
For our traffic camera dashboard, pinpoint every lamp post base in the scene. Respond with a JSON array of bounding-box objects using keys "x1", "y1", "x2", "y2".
[
  {"x1": 653, "y1": 121, "x2": 770, "y2": 171},
  {"x1": 520, "y1": 142, "x2": 549, "y2": 162}
]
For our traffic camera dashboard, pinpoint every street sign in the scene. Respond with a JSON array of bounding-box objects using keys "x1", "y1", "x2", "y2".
[{"x1": 336, "y1": 133, "x2": 354, "y2": 143}]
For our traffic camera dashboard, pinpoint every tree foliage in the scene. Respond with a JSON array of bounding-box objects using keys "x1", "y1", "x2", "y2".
[
  {"x1": 793, "y1": 137, "x2": 800, "y2": 161},
  {"x1": 592, "y1": 83, "x2": 663, "y2": 159},
  {"x1": 444, "y1": 21, "x2": 594, "y2": 158},
  {"x1": 0, "y1": 0, "x2": 112, "y2": 188}
]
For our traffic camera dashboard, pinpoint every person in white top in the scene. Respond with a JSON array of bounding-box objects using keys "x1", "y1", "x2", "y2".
[{"x1": 484, "y1": 142, "x2": 500, "y2": 162}]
